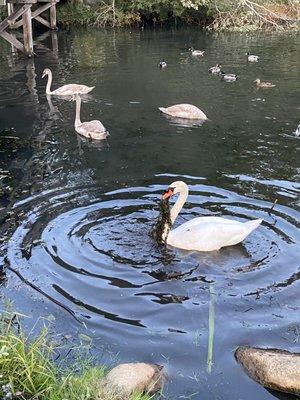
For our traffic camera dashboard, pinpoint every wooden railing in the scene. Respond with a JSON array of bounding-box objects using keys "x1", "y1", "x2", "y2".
[{"x1": 0, "y1": 0, "x2": 59, "y2": 56}]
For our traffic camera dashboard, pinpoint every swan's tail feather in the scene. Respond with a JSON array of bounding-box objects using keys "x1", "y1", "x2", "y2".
[
  {"x1": 159, "y1": 107, "x2": 167, "y2": 114},
  {"x1": 245, "y1": 218, "x2": 263, "y2": 232}
]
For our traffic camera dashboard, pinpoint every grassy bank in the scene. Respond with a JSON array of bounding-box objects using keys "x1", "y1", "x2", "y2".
[
  {"x1": 0, "y1": 312, "x2": 152, "y2": 400},
  {"x1": 57, "y1": 0, "x2": 299, "y2": 31}
]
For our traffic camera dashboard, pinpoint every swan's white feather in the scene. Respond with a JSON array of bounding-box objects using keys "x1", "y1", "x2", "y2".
[
  {"x1": 52, "y1": 84, "x2": 94, "y2": 96},
  {"x1": 159, "y1": 104, "x2": 207, "y2": 120},
  {"x1": 167, "y1": 217, "x2": 262, "y2": 251}
]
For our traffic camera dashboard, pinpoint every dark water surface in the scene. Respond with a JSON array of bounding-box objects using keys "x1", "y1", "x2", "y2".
[{"x1": 0, "y1": 29, "x2": 299, "y2": 399}]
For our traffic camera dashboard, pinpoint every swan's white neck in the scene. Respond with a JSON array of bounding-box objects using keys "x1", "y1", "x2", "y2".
[
  {"x1": 75, "y1": 96, "x2": 82, "y2": 126},
  {"x1": 162, "y1": 185, "x2": 188, "y2": 241},
  {"x1": 45, "y1": 71, "x2": 53, "y2": 95}
]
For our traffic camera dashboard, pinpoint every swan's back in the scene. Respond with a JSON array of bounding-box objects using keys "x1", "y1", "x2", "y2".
[
  {"x1": 168, "y1": 217, "x2": 262, "y2": 251},
  {"x1": 53, "y1": 84, "x2": 94, "y2": 96},
  {"x1": 159, "y1": 104, "x2": 207, "y2": 120},
  {"x1": 76, "y1": 120, "x2": 107, "y2": 140}
]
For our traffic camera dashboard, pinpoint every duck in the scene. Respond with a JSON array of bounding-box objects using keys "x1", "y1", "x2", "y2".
[
  {"x1": 295, "y1": 124, "x2": 300, "y2": 137},
  {"x1": 189, "y1": 47, "x2": 205, "y2": 56},
  {"x1": 246, "y1": 52, "x2": 259, "y2": 62},
  {"x1": 159, "y1": 104, "x2": 207, "y2": 120},
  {"x1": 42, "y1": 68, "x2": 94, "y2": 96},
  {"x1": 160, "y1": 181, "x2": 263, "y2": 252},
  {"x1": 209, "y1": 64, "x2": 221, "y2": 74},
  {"x1": 254, "y1": 78, "x2": 275, "y2": 88},
  {"x1": 220, "y1": 72, "x2": 238, "y2": 82},
  {"x1": 74, "y1": 94, "x2": 108, "y2": 140},
  {"x1": 158, "y1": 61, "x2": 167, "y2": 68}
]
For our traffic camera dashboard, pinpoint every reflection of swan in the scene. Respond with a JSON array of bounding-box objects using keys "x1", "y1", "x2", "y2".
[
  {"x1": 46, "y1": 95, "x2": 62, "y2": 117},
  {"x1": 161, "y1": 181, "x2": 262, "y2": 252},
  {"x1": 42, "y1": 68, "x2": 94, "y2": 96},
  {"x1": 74, "y1": 94, "x2": 108, "y2": 140},
  {"x1": 163, "y1": 115, "x2": 207, "y2": 128},
  {"x1": 159, "y1": 104, "x2": 207, "y2": 120}
]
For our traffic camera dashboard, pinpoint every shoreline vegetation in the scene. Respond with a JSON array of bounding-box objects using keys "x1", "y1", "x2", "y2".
[
  {"x1": 55, "y1": 0, "x2": 299, "y2": 31},
  {"x1": 0, "y1": 312, "x2": 153, "y2": 400}
]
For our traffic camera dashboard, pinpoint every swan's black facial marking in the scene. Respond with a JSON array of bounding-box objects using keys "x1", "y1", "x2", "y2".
[{"x1": 162, "y1": 187, "x2": 175, "y2": 200}]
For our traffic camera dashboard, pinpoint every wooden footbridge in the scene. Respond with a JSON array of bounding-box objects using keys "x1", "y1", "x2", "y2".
[{"x1": 0, "y1": 0, "x2": 58, "y2": 56}]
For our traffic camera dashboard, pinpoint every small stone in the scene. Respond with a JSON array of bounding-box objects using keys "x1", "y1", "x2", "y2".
[
  {"x1": 235, "y1": 346, "x2": 300, "y2": 395},
  {"x1": 105, "y1": 362, "x2": 165, "y2": 396}
]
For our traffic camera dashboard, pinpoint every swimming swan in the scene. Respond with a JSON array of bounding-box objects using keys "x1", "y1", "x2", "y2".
[
  {"x1": 159, "y1": 104, "x2": 207, "y2": 120},
  {"x1": 161, "y1": 181, "x2": 263, "y2": 252},
  {"x1": 74, "y1": 94, "x2": 108, "y2": 140},
  {"x1": 42, "y1": 68, "x2": 94, "y2": 96}
]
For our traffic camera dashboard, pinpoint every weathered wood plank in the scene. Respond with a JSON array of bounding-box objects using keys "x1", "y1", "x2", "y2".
[
  {"x1": 12, "y1": 2, "x2": 51, "y2": 28},
  {"x1": 7, "y1": 0, "x2": 37, "y2": 4},
  {"x1": 7, "y1": 3, "x2": 14, "y2": 16},
  {"x1": 49, "y1": 2, "x2": 56, "y2": 29},
  {"x1": 51, "y1": 30, "x2": 58, "y2": 52},
  {"x1": 36, "y1": 0, "x2": 59, "y2": 3},
  {"x1": 0, "y1": 30, "x2": 24, "y2": 52},
  {"x1": 22, "y1": 6, "x2": 33, "y2": 55},
  {"x1": 0, "y1": 3, "x2": 30, "y2": 32},
  {"x1": 34, "y1": 14, "x2": 50, "y2": 28}
]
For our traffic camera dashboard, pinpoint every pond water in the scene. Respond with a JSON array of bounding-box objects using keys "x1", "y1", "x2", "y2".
[{"x1": 0, "y1": 28, "x2": 299, "y2": 399}]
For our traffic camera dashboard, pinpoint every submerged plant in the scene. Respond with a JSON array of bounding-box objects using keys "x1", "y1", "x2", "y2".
[{"x1": 152, "y1": 199, "x2": 172, "y2": 245}]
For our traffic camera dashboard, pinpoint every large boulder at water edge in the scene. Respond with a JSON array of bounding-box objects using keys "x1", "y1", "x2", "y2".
[
  {"x1": 235, "y1": 346, "x2": 300, "y2": 395},
  {"x1": 105, "y1": 362, "x2": 165, "y2": 396}
]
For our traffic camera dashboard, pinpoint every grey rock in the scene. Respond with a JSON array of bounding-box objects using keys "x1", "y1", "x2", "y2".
[
  {"x1": 105, "y1": 362, "x2": 165, "y2": 396},
  {"x1": 235, "y1": 346, "x2": 300, "y2": 395}
]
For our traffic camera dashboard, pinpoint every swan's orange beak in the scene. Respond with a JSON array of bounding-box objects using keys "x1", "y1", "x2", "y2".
[{"x1": 162, "y1": 188, "x2": 174, "y2": 200}]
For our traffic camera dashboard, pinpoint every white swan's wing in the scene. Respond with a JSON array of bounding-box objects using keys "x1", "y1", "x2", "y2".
[
  {"x1": 52, "y1": 84, "x2": 94, "y2": 96},
  {"x1": 159, "y1": 104, "x2": 207, "y2": 120},
  {"x1": 81, "y1": 120, "x2": 106, "y2": 132},
  {"x1": 168, "y1": 217, "x2": 262, "y2": 252},
  {"x1": 76, "y1": 120, "x2": 107, "y2": 140}
]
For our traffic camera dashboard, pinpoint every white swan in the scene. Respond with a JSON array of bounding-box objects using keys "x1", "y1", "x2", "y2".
[
  {"x1": 74, "y1": 94, "x2": 108, "y2": 140},
  {"x1": 161, "y1": 181, "x2": 263, "y2": 252},
  {"x1": 159, "y1": 104, "x2": 207, "y2": 120},
  {"x1": 42, "y1": 68, "x2": 94, "y2": 96}
]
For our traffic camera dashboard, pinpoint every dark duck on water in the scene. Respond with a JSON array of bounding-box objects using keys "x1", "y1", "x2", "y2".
[{"x1": 152, "y1": 189, "x2": 173, "y2": 245}]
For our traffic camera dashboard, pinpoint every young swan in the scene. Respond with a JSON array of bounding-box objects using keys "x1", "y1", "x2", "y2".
[
  {"x1": 161, "y1": 181, "x2": 262, "y2": 252},
  {"x1": 159, "y1": 104, "x2": 207, "y2": 120},
  {"x1": 254, "y1": 78, "x2": 275, "y2": 88},
  {"x1": 42, "y1": 68, "x2": 94, "y2": 96},
  {"x1": 74, "y1": 94, "x2": 108, "y2": 140}
]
